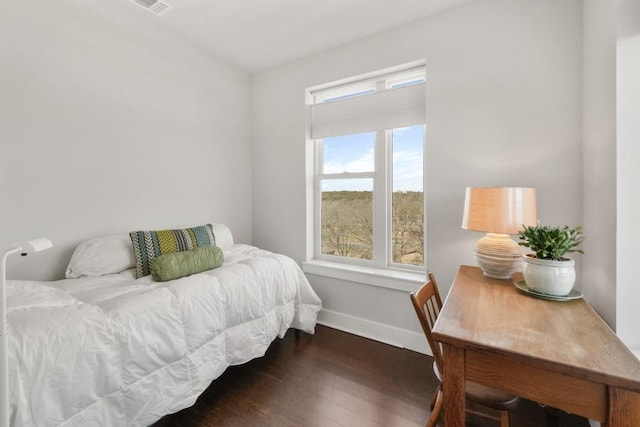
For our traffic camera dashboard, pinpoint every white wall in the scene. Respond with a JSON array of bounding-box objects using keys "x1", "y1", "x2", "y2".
[
  {"x1": 0, "y1": 0, "x2": 252, "y2": 280},
  {"x1": 582, "y1": 0, "x2": 617, "y2": 328},
  {"x1": 252, "y1": 0, "x2": 583, "y2": 350},
  {"x1": 616, "y1": 0, "x2": 640, "y2": 350},
  {"x1": 2, "y1": 0, "x2": 622, "y2": 354}
]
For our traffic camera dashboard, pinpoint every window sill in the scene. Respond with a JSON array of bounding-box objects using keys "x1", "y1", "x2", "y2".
[{"x1": 302, "y1": 260, "x2": 426, "y2": 292}]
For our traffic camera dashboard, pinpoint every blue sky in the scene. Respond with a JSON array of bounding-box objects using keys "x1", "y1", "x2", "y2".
[{"x1": 322, "y1": 125, "x2": 424, "y2": 192}]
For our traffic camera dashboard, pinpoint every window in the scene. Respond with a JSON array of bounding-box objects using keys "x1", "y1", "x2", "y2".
[{"x1": 306, "y1": 63, "x2": 426, "y2": 273}]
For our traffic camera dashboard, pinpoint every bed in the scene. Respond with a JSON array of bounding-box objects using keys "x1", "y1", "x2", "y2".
[{"x1": 5, "y1": 224, "x2": 322, "y2": 427}]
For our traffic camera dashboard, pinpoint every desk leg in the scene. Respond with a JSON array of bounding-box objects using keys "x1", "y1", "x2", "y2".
[
  {"x1": 607, "y1": 387, "x2": 640, "y2": 427},
  {"x1": 442, "y1": 343, "x2": 465, "y2": 427}
]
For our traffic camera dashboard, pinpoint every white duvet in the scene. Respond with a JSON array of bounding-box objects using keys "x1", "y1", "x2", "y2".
[{"x1": 6, "y1": 244, "x2": 322, "y2": 427}]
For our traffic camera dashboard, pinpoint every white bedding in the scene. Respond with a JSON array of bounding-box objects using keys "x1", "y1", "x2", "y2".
[{"x1": 6, "y1": 244, "x2": 322, "y2": 427}]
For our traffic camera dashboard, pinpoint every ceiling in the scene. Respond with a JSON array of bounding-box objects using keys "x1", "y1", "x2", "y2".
[{"x1": 125, "y1": 0, "x2": 473, "y2": 72}]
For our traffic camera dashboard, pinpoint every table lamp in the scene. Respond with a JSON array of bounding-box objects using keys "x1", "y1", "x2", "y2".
[
  {"x1": 1, "y1": 238, "x2": 53, "y2": 427},
  {"x1": 462, "y1": 187, "x2": 537, "y2": 279}
]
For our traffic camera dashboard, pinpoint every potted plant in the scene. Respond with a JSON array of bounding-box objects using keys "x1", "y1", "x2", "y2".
[{"x1": 517, "y1": 224, "x2": 584, "y2": 296}]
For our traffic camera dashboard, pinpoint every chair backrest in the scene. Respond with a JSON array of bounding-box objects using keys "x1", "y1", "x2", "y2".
[{"x1": 410, "y1": 272, "x2": 445, "y2": 376}]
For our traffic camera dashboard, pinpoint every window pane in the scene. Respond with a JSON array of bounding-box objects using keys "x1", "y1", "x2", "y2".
[
  {"x1": 392, "y1": 126, "x2": 424, "y2": 266},
  {"x1": 319, "y1": 88, "x2": 375, "y2": 103},
  {"x1": 321, "y1": 179, "x2": 373, "y2": 260},
  {"x1": 322, "y1": 132, "x2": 375, "y2": 174},
  {"x1": 386, "y1": 70, "x2": 426, "y2": 89},
  {"x1": 315, "y1": 82, "x2": 376, "y2": 103}
]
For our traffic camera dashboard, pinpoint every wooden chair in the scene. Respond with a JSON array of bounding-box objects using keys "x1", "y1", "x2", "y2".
[{"x1": 410, "y1": 272, "x2": 519, "y2": 427}]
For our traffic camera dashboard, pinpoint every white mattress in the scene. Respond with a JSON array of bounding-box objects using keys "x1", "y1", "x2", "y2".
[{"x1": 6, "y1": 244, "x2": 322, "y2": 426}]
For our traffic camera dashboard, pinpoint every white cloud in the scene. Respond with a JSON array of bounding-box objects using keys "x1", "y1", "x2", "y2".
[
  {"x1": 393, "y1": 148, "x2": 423, "y2": 191},
  {"x1": 324, "y1": 148, "x2": 374, "y2": 174}
]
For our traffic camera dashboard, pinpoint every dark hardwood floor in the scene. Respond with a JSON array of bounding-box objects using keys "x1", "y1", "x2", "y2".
[{"x1": 154, "y1": 325, "x2": 590, "y2": 427}]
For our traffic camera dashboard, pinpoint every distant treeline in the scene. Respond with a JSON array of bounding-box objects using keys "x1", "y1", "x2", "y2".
[{"x1": 322, "y1": 190, "x2": 373, "y2": 201}]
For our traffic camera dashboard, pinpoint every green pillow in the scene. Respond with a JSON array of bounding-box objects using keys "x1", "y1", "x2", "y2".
[
  {"x1": 130, "y1": 224, "x2": 216, "y2": 278},
  {"x1": 150, "y1": 246, "x2": 224, "y2": 282}
]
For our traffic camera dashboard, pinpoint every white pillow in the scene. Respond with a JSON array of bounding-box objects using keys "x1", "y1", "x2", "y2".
[
  {"x1": 211, "y1": 223, "x2": 234, "y2": 250},
  {"x1": 65, "y1": 234, "x2": 136, "y2": 278},
  {"x1": 65, "y1": 224, "x2": 233, "y2": 278}
]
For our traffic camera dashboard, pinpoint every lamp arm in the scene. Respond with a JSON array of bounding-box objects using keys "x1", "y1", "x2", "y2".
[
  {"x1": 1, "y1": 247, "x2": 23, "y2": 427},
  {"x1": 1, "y1": 248, "x2": 22, "y2": 333}
]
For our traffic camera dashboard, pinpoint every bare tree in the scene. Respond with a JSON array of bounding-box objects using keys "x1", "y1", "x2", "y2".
[
  {"x1": 321, "y1": 192, "x2": 372, "y2": 259},
  {"x1": 392, "y1": 191, "x2": 424, "y2": 265},
  {"x1": 321, "y1": 190, "x2": 423, "y2": 265}
]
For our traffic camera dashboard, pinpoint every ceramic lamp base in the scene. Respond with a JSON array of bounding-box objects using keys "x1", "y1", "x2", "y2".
[{"x1": 474, "y1": 233, "x2": 523, "y2": 279}]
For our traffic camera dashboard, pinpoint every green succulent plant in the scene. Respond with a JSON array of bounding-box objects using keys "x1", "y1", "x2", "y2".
[{"x1": 518, "y1": 224, "x2": 584, "y2": 261}]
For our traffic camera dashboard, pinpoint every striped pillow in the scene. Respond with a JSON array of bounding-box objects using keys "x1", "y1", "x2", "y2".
[{"x1": 129, "y1": 224, "x2": 216, "y2": 278}]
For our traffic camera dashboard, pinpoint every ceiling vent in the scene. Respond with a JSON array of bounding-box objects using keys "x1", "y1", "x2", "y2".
[{"x1": 130, "y1": 0, "x2": 172, "y2": 16}]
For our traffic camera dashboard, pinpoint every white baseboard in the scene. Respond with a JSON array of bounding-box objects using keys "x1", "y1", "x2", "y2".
[{"x1": 317, "y1": 308, "x2": 432, "y2": 356}]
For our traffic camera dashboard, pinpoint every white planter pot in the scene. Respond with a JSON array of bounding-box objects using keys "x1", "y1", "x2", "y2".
[{"x1": 521, "y1": 254, "x2": 576, "y2": 296}]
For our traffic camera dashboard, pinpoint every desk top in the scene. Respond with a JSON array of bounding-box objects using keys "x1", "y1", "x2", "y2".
[{"x1": 432, "y1": 265, "x2": 640, "y2": 392}]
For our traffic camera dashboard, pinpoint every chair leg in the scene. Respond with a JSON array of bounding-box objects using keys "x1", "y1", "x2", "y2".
[
  {"x1": 499, "y1": 410, "x2": 509, "y2": 427},
  {"x1": 430, "y1": 385, "x2": 441, "y2": 410},
  {"x1": 427, "y1": 389, "x2": 443, "y2": 427}
]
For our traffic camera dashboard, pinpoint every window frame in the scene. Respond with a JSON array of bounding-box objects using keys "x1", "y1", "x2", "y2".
[
  {"x1": 313, "y1": 127, "x2": 426, "y2": 273},
  {"x1": 306, "y1": 63, "x2": 427, "y2": 277}
]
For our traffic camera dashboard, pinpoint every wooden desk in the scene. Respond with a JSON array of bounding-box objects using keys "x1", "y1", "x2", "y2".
[{"x1": 432, "y1": 265, "x2": 640, "y2": 427}]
